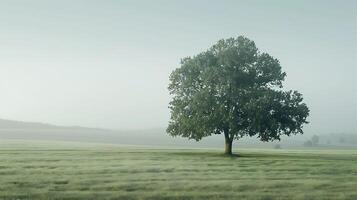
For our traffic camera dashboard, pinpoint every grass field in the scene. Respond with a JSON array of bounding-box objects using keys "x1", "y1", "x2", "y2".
[{"x1": 0, "y1": 140, "x2": 357, "y2": 200}]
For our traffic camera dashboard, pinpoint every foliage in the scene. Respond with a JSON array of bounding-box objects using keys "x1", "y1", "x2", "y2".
[
  {"x1": 312, "y1": 135, "x2": 319, "y2": 146},
  {"x1": 304, "y1": 135, "x2": 320, "y2": 147},
  {"x1": 167, "y1": 36, "x2": 309, "y2": 154}
]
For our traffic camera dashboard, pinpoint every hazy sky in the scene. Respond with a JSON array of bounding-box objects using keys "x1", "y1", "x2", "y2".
[{"x1": 0, "y1": 0, "x2": 356, "y2": 133}]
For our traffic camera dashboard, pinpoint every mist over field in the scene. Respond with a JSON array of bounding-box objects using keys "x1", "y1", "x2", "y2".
[
  {"x1": 0, "y1": 0, "x2": 357, "y2": 138},
  {"x1": 1, "y1": 118, "x2": 356, "y2": 149}
]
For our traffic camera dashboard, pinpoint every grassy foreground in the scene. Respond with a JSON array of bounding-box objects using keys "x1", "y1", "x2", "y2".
[{"x1": 0, "y1": 141, "x2": 357, "y2": 200}]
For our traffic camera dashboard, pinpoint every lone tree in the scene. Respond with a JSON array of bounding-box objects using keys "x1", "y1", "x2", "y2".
[{"x1": 167, "y1": 36, "x2": 309, "y2": 155}]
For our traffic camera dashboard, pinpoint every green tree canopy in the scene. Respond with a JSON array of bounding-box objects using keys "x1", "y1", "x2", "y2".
[{"x1": 167, "y1": 36, "x2": 309, "y2": 155}]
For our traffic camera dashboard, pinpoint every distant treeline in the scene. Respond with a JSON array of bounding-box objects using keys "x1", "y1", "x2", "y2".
[{"x1": 303, "y1": 133, "x2": 357, "y2": 147}]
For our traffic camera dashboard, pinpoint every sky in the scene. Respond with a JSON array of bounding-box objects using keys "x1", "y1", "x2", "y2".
[{"x1": 0, "y1": 0, "x2": 356, "y2": 134}]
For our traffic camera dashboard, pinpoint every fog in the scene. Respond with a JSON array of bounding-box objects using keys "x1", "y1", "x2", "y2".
[{"x1": 0, "y1": 0, "x2": 357, "y2": 136}]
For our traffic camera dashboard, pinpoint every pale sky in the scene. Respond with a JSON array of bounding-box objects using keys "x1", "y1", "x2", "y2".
[{"x1": 0, "y1": 0, "x2": 356, "y2": 133}]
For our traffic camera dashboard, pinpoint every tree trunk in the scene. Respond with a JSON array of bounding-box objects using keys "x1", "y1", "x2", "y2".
[{"x1": 224, "y1": 133, "x2": 233, "y2": 155}]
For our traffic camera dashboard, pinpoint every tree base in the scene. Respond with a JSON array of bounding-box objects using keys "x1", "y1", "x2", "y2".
[{"x1": 224, "y1": 140, "x2": 233, "y2": 155}]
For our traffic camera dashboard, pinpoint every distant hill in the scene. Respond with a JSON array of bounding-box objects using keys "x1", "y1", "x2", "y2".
[
  {"x1": 0, "y1": 118, "x2": 218, "y2": 147},
  {"x1": 0, "y1": 118, "x2": 237, "y2": 148},
  {"x1": 0, "y1": 118, "x2": 60, "y2": 129},
  {"x1": 0, "y1": 118, "x2": 106, "y2": 131}
]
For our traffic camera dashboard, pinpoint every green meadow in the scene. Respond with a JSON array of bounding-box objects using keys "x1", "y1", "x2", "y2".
[{"x1": 0, "y1": 140, "x2": 356, "y2": 200}]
